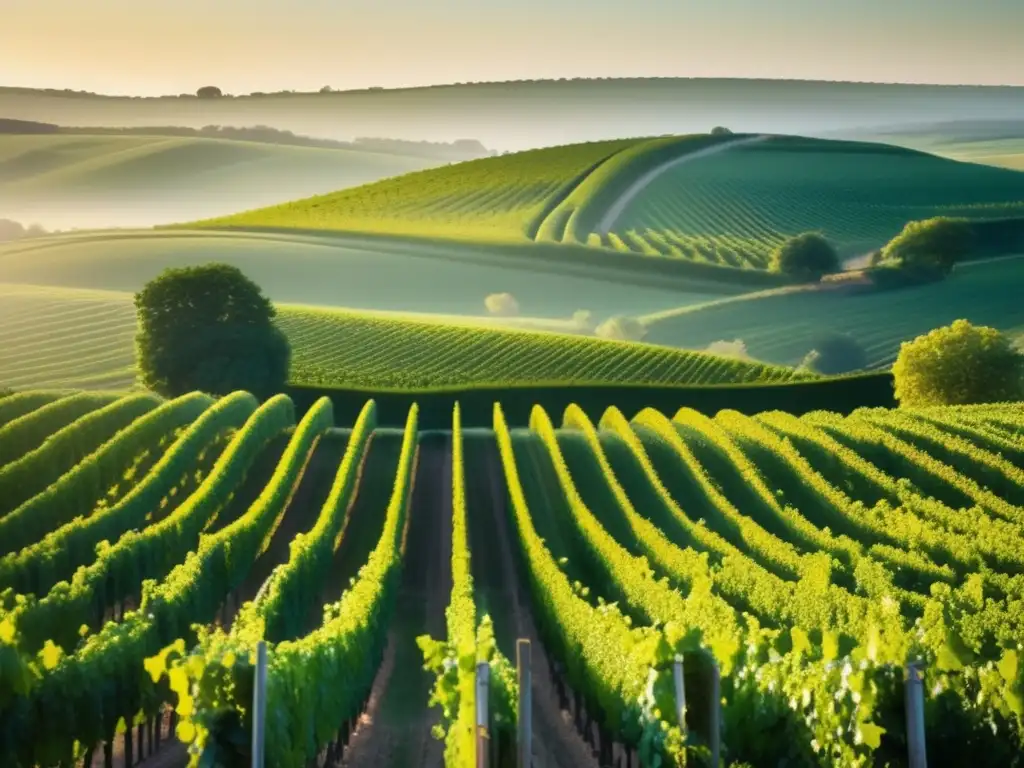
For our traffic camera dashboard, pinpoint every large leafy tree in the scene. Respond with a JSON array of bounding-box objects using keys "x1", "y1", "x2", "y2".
[
  {"x1": 135, "y1": 264, "x2": 290, "y2": 399},
  {"x1": 893, "y1": 319, "x2": 1024, "y2": 407},
  {"x1": 769, "y1": 232, "x2": 840, "y2": 282},
  {"x1": 880, "y1": 217, "x2": 973, "y2": 275}
]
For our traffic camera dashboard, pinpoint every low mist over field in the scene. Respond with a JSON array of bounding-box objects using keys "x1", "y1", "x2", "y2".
[{"x1": 3, "y1": 79, "x2": 1024, "y2": 153}]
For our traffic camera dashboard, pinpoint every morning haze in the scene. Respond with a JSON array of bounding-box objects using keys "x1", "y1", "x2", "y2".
[{"x1": 3, "y1": 0, "x2": 1023, "y2": 95}]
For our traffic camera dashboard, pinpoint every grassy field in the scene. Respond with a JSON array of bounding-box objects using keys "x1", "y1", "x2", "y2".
[
  {"x1": 640, "y1": 256, "x2": 1024, "y2": 368},
  {"x1": 2, "y1": 393, "x2": 1023, "y2": 765},
  {"x1": 0, "y1": 133, "x2": 444, "y2": 230},
  {"x1": 0, "y1": 282, "x2": 805, "y2": 392},
  {"x1": 599, "y1": 136, "x2": 1024, "y2": 264},
  {"x1": 843, "y1": 120, "x2": 1024, "y2": 172},
  {"x1": 0, "y1": 229, "x2": 735, "y2": 318}
]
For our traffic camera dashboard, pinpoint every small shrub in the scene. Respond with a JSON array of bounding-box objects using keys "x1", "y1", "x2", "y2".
[
  {"x1": 893, "y1": 319, "x2": 1024, "y2": 407},
  {"x1": 800, "y1": 333, "x2": 869, "y2": 375},
  {"x1": 706, "y1": 339, "x2": 751, "y2": 360},
  {"x1": 484, "y1": 293, "x2": 519, "y2": 317},
  {"x1": 769, "y1": 232, "x2": 840, "y2": 282},
  {"x1": 595, "y1": 316, "x2": 646, "y2": 342},
  {"x1": 711, "y1": 126, "x2": 733, "y2": 136},
  {"x1": 572, "y1": 310, "x2": 595, "y2": 331}
]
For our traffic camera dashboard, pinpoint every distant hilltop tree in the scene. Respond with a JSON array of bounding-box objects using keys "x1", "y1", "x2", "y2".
[
  {"x1": 196, "y1": 85, "x2": 223, "y2": 99},
  {"x1": 711, "y1": 126, "x2": 733, "y2": 135},
  {"x1": 135, "y1": 263, "x2": 290, "y2": 400},
  {"x1": 769, "y1": 232, "x2": 840, "y2": 282},
  {"x1": 319, "y1": 85, "x2": 333, "y2": 93},
  {"x1": 0, "y1": 219, "x2": 47, "y2": 243}
]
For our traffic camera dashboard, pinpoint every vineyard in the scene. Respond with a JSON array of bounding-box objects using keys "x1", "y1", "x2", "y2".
[
  {"x1": 187, "y1": 133, "x2": 1024, "y2": 276},
  {"x1": 1, "y1": 389, "x2": 1023, "y2": 766},
  {"x1": 0, "y1": 282, "x2": 804, "y2": 392},
  {"x1": 640, "y1": 256, "x2": 1024, "y2": 369},
  {"x1": 598, "y1": 136, "x2": 1024, "y2": 265},
  {"x1": 191, "y1": 137, "x2": 651, "y2": 243}
]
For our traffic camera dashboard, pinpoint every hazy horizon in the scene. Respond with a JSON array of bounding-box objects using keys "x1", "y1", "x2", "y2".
[{"x1": 3, "y1": 0, "x2": 1023, "y2": 95}]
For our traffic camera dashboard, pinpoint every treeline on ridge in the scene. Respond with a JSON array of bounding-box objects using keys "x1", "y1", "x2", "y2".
[{"x1": 0, "y1": 118, "x2": 492, "y2": 160}]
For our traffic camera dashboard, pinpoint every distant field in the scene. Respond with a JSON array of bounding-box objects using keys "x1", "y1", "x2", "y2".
[
  {"x1": 3, "y1": 79, "x2": 1023, "y2": 152},
  {"x1": 599, "y1": 136, "x2": 1024, "y2": 264},
  {"x1": 0, "y1": 133, "x2": 442, "y2": 230},
  {"x1": 0, "y1": 282, "x2": 806, "y2": 391},
  {"x1": 843, "y1": 121, "x2": 1024, "y2": 172},
  {"x1": 641, "y1": 256, "x2": 1024, "y2": 368},
  {"x1": 194, "y1": 134, "x2": 1024, "y2": 274},
  {"x1": 0, "y1": 229, "x2": 731, "y2": 319}
]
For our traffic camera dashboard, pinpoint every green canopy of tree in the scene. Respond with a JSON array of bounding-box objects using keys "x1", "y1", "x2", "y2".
[
  {"x1": 880, "y1": 217, "x2": 974, "y2": 275},
  {"x1": 135, "y1": 264, "x2": 290, "y2": 399},
  {"x1": 893, "y1": 319, "x2": 1024, "y2": 407},
  {"x1": 769, "y1": 232, "x2": 840, "y2": 282}
]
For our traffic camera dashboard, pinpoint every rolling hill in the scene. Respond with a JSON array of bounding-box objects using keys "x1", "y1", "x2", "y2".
[
  {"x1": 0, "y1": 281, "x2": 806, "y2": 392},
  {"x1": 0, "y1": 229, "x2": 732, "y2": 319},
  {"x1": 194, "y1": 133, "x2": 1024, "y2": 271},
  {"x1": 0, "y1": 133, "x2": 446, "y2": 230},
  {"x1": 639, "y1": 256, "x2": 1024, "y2": 369},
  {"x1": 3, "y1": 78, "x2": 1023, "y2": 152}
]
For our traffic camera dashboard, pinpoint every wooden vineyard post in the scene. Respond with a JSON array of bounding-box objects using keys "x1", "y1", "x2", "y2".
[
  {"x1": 905, "y1": 662, "x2": 928, "y2": 768},
  {"x1": 252, "y1": 640, "x2": 268, "y2": 768},
  {"x1": 709, "y1": 659, "x2": 720, "y2": 768},
  {"x1": 672, "y1": 654, "x2": 687, "y2": 736},
  {"x1": 476, "y1": 661, "x2": 491, "y2": 768},
  {"x1": 517, "y1": 639, "x2": 532, "y2": 768}
]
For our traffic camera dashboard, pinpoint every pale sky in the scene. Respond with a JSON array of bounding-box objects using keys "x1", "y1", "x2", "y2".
[{"x1": 3, "y1": 0, "x2": 1022, "y2": 95}]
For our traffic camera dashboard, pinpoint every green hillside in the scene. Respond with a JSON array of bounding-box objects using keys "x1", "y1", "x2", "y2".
[
  {"x1": 0, "y1": 282, "x2": 806, "y2": 391},
  {"x1": 0, "y1": 229, "x2": 729, "y2": 319},
  {"x1": 599, "y1": 136, "x2": 1024, "y2": 264},
  {"x1": 0, "y1": 133, "x2": 443, "y2": 229},
  {"x1": 640, "y1": 256, "x2": 1024, "y2": 368},
  {"x1": 192, "y1": 133, "x2": 1024, "y2": 274},
  {"x1": 191, "y1": 136, "x2": 661, "y2": 243}
]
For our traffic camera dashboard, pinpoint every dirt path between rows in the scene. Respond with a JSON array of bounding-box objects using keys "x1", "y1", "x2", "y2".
[
  {"x1": 595, "y1": 134, "x2": 771, "y2": 235},
  {"x1": 482, "y1": 440, "x2": 600, "y2": 768},
  {"x1": 340, "y1": 434, "x2": 451, "y2": 768}
]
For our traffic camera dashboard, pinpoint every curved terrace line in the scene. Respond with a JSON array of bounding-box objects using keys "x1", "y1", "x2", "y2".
[{"x1": 595, "y1": 134, "x2": 771, "y2": 235}]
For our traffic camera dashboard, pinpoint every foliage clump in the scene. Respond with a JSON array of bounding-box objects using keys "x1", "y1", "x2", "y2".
[
  {"x1": 769, "y1": 232, "x2": 840, "y2": 282},
  {"x1": 879, "y1": 217, "x2": 973, "y2": 276},
  {"x1": 893, "y1": 319, "x2": 1024, "y2": 407},
  {"x1": 135, "y1": 263, "x2": 290, "y2": 399},
  {"x1": 706, "y1": 339, "x2": 751, "y2": 360},
  {"x1": 595, "y1": 315, "x2": 646, "y2": 342},
  {"x1": 0, "y1": 219, "x2": 46, "y2": 242},
  {"x1": 800, "y1": 333, "x2": 869, "y2": 375},
  {"x1": 484, "y1": 292, "x2": 519, "y2": 317}
]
